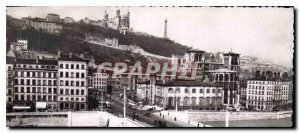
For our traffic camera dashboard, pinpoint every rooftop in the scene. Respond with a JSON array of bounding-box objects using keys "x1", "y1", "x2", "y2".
[
  {"x1": 163, "y1": 80, "x2": 222, "y2": 87},
  {"x1": 58, "y1": 54, "x2": 89, "y2": 63},
  {"x1": 223, "y1": 52, "x2": 240, "y2": 56},
  {"x1": 16, "y1": 58, "x2": 57, "y2": 65}
]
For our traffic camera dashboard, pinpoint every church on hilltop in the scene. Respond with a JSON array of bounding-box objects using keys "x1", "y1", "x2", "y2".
[{"x1": 81, "y1": 9, "x2": 131, "y2": 34}]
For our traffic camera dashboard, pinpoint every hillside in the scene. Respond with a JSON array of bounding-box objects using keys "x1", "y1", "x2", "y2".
[{"x1": 6, "y1": 21, "x2": 190, "y2": 64}]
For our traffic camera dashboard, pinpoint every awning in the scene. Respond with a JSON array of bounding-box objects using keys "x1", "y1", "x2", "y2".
[
  {"x1": 36, "y1": 102, "x2": 47, "y2": 109},
  {"x1": 13, "y1": 106, "x2": 31, "y2": 110}
]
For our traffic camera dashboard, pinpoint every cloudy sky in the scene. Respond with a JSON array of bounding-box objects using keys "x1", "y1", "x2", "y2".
[{"x1": 6, "y1": 7, "x2": 294, "y2": 68}]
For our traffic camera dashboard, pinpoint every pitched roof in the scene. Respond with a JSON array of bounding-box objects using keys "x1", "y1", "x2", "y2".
[
  {"x1": 223, "y1": 52, "x2": 240, "y2": 56},
  {"x1": 6, "y1": 56, "x2": 16, "y2": 64},
  {"x1": 16, "y1": 58, "x2": 57, "y2": 65},
  {"x1": 58, "y1": 54, "x2": 89, "y2": 63}
]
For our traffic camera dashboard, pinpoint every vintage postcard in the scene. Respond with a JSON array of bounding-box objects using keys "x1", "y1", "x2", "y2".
[{"x1": 6, "y1": 6, "x2": 294, "y2": 128}]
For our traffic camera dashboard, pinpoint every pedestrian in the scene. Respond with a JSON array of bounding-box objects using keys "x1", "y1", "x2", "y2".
[
  {"x1": 197, "y1": 123, "x2": 199, "y2": 127},
  {"x1": 163, "y1": 115, "x2": 164, "y2": 119},
  {"x1": 160, "y1": 113, "x2": 161, "y2": 116}
]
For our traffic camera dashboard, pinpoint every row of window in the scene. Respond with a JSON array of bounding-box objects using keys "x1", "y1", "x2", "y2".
[
  {"x1": 59, "y1": 80, "x2": 86, "y2": 87},
  {"x1": 14, "y1": 87, "x2": 57, "y2": 94},
  {"x1": 15, "y1": 71, "x2": 57, "y2": 78},
  {"x1": 14, "y1": 79, "x2": 57, "y2": 86},
  {"x1": 168, "y1": 88, "x2": 221, "y2": 94},
  {"x1": 59, "y1": 63, "x2": 85, "y2": 70},
  {"x1": 248, "y1": 81, "x2": 290, "y2": 85},
  {"x1": 59, "y1": 71, "x2": 86, "y2": 78},
  {"x1": 59, "y1": 97, "x2": 85, "y2": 102},
  {"x1": 14, "y1": 94, "x2": 57, "y2": 102},
  {"x1": 15, "y1": 64, "x2": 56, "y2": 69},
  {"x1": 59, "y1": 89, "x2": 85, "y2": 95}
]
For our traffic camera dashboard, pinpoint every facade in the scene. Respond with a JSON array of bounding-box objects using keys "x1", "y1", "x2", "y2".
[
  {"x1": 13, "y1": 58, "x2": 58, "y2": 111},
  {"x1": 64, "y1": 17, "x2": 75, "y2": 23},
  {"x1": 57, "y1": 54, "x2": 88, "y2": 111},
  {"x1": 6, "y1": 57, "x2": 16, "y2": 111},
  {"x1": 46, "y1": 13, "x2": 60, "y2": 23},
  {"x1": 246, "y1": 79, "x2": 292, "y2": 111},
  {"x1": 92, "y1": 72, "x2": 108, "y2": 95},
  {"x1": 171, "y1": 50, "x2": 205, "y2": 79},
  {"x1": 23, "y1": 17, "x2": 63, "y2": 34},
  {"x1": 160, "y1": 80, "x2": 223, "y2": 110},
  {"x1": 208, "y1": 52, "x2": 240, "y2": 105}
]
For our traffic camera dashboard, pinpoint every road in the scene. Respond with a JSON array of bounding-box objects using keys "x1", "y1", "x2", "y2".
[{"x1": 109, "y1": 98, "x2": 181, "y2": 127}]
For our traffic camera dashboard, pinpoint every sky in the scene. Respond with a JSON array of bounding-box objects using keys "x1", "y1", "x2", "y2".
[{"x1": 6, "y1": 6, "x2": 294, "y2": 68}]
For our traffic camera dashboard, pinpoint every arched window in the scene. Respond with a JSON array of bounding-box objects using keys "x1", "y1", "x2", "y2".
[
  {"x1": 225, "y1": 74, "x2": 229, "y2": 81},
  {"x1": 219, "y1": 74, "x2": 223, "y2": 81}
]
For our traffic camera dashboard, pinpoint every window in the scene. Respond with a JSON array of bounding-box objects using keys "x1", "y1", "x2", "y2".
[
  {"x1": 168, "y1": 88, "x2": 173, "y2": 93},
  {"x1": 14, "y1": 87, "x2": 18, "y2": 93},
  {"x1": 81, "y1": 90, "x2": 84, "y2": 95},
  {"x1": 48, "y1": 88, "x2": 52, "y2": 93},
  {"x1": 185, "y1": 88, "x2": 189, "y2": 93},
  {"x1": 71, "y1": 64, "x2": 74, "y2": 69},
  {"x1": 71, "y1": 89, "x2": 74, "y2": 95},
  {"x1": 76, "y1": 65, "x2": 79, "y2": 69},
  {"x1": 81, "y1": 73, "x2": 85, "y2": 78},
  {"x1": 66, "y1": 64, "x2": 69, "y2": 69},
  {"x1": 60, "y1": 89, "x2": 63, "y2": 94},
  {"x1": 66, "y1": 81, "x2": 69, "y2": 86},
  {"x1": 81, "y1": 65, "x2": 85, "y2": 69},
  {"x1": 14, "y1": 79, "x2": 18, "y2": 85},
  {"x1": 27, "y1": 87, "x2": 30, "y2": 93},
  {"x1": 81, "y1": 81, "x2": 85, "y2": 87},
  {"x1": 192, "y1": 88, "x2": 196, "y2": 93},
  {"x1": 32, "y1": 87, "x2": 36, "y2": 93},
  {"x1": 206, "y1": 89, "x2": 210, "y2": 93},
  {"x1": 199, "y1": 89, "x2": 203, "y2": 93},
  {"x1": 76, "y1": 90, "x2": 79, "y2": 95},
  {"x1": 27, "y1": 95, "x2": 30, "y2": 101},
  {"x1": 60, "y1": 72, "x2": 63, "y2": 77},
  {"x1": 76, "y1": 81, "x2": 79, "y2": 87},
  {"x1": 20, "y1": 79, "x2": 24, "y2": 85},
  {"x1": 21, "y1": 87, "x2": 24, "y2": 93},
  {"x1": 76, "y1": 72, "x2": 79, "y2": 78},
  {"x1": 66, "y1": 72, "x2": 69, "y2": 78}
]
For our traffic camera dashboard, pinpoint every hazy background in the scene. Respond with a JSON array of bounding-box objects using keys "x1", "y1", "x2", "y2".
[{"x1": 6, "y1": 7, "x2": 294, "y2": 68}]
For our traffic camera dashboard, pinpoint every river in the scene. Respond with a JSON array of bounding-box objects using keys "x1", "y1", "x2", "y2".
[{"x1": 205, "y1": 118, "x2": 293, "y2": 127}]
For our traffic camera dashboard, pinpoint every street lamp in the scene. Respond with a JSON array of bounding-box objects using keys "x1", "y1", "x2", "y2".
[{"x1": 123, "y1": 86, "x2": 126, "y2": 119}]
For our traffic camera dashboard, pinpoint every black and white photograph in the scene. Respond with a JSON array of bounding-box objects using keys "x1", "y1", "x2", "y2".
[{"x1": 5, "y1": 6, "x2": 294, "y2": 128}]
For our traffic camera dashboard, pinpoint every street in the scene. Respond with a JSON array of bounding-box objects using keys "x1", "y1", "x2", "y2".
[{"x1": 109, "y1": 98, "x2": 181, "y2": 127}]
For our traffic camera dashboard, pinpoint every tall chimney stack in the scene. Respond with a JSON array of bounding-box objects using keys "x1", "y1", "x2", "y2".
[{"x1": 164, "y1": 18, "x2": 168, "y2": 39}]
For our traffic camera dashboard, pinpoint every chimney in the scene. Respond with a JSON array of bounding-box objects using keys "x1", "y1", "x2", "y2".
[
  {"x1": 57, "y1": 51, "x2": 61, "y2": 57},
  {"x1": 69, "y1": 52, "x2": 72, "y2": 58},
  {"x1": 36, "y1": 57, "x2": 39, "y2": 63},
  {"x1": 80, "y1": 53, "x2": 84, "y2": 58}
]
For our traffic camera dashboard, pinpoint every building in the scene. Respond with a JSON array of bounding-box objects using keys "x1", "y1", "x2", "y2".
[
  {"x1": 64, "y1": 17, "x2": 75, "y2": 23},
  {"x1": 160, "y1": 80, "x2": 223, "y2": 110},
  {"x1": 23, "y1": 17, "x2": 62, "y2": 34},
  {"x1": 6, "y1": 56, "x2": 16, "y2": 111},
  {"x1": 245, "y1": 71, "x2": 293, "y2": 111},
  {"x1": 46, "y1": 13, "x2": 60, "y2": 23},
  {"x1": 171, "y1": 49, "x2": 205, "y2": 79},
  {"x1": 57, "y1": 53, "x2": 89, "y2": 111},
  {"x1": 13, "y1": 58, "x2": 58, "y2": 111},
  {"x1": 208, "y1": 52, "x2": 241, "y2": 106},
  {"x1": 80, "y1": 9, "x2": 131, "y2": 34}
]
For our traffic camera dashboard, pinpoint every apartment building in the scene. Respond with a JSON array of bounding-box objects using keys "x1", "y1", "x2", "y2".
[{"x1": 57, "y1": 53, "x2": 88, "y2": 111}]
